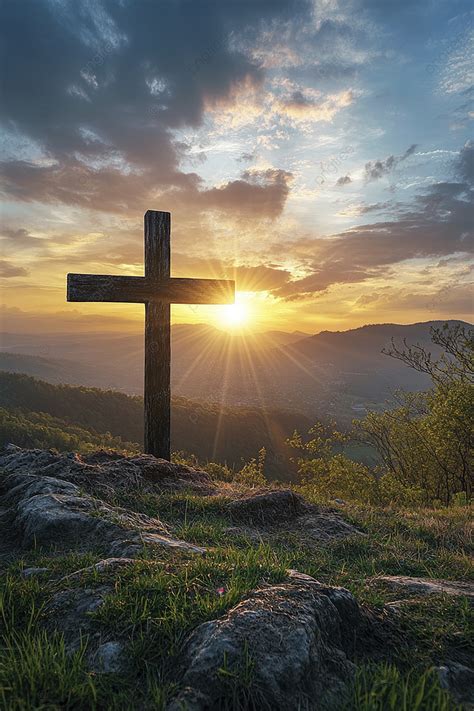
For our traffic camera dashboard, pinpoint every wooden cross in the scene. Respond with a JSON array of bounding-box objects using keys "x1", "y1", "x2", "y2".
[{"x1": 67, "y1": 210, "x2": 235, "y2": 460}]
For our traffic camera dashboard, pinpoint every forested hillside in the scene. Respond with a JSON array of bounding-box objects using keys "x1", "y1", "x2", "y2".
[{"x1": 0, "y1": 372, "x2": 311, "y2": 479}]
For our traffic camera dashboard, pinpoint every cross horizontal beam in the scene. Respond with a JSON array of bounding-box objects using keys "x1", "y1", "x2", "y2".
[{"x1": 67, "y1": 273, "x2": 235, "y2": 304}]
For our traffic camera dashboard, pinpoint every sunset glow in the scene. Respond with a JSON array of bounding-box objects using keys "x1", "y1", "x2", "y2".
[
  {"x1": 0, "y1": 1, "x2": 472, "y2": 336},
  {"x1": 218, "y1": 294, "x2": 251, "y2": 330}
]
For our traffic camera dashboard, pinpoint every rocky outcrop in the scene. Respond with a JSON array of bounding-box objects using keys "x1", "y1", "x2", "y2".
[
  {"x1": 0, "y1": 463, "x2": 205, "y2": 556},
  {"x1": 374, "y1": 575, "x2": 474, "y2": 601},
  {"x1": 168, "y1": 578, "x2": 371, "y2": 711},
  {"x1": 227, "y1": 489, "x2": 312, "y2": 524},
  {"x1": 226, "y1": 489, "x2": 362, "y2": 541},
  {"x1": 0, "y1": 444, "x2": 215, "y2": 496}
]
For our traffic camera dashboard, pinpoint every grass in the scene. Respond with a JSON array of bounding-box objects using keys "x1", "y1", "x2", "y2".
[
  {"x1": 0, "y1": 487, "x2": 472, "y2": 709},
  {"x1": 347, "y1": 663, "x2": 456, "y2": 711}
]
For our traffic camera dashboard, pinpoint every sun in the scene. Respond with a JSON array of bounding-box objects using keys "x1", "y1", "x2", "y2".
[{"x1": 218, "y1": 293, "x2": 251, "y2": 329}]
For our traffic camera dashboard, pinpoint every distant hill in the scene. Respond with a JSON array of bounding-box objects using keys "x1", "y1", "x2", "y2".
[
  {"x1": 264, "y1": 320, "x2": 471, "y2": 419},
  {"x1": 1, "y1": 320, "x2": 470, "y2": 423},
  {"x1": 0, "y1": 371, "x2": 311, "y2": 480},
  {"x1": 0, "y1": 325, "x2": 309, "y2": 395}
]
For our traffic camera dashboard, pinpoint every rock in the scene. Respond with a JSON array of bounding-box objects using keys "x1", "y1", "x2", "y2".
[
  {"x1": 225, "y1": 489, "x2": 361, "y2": 541},
  {"x1": 109, "y1": 532, "x2": 205, "y2": 557},
  {"x1": 227, "y1": 489, "x2": 313, "y2": 525},
  {"x1": 45, "y1": 586, "x2": 112, "y2": 652},
  {"x1": 293, "y1": 511, "x2": 362, "y2": 542},
  {"x1": 436, "y1": 662, "x2": 474, "y2": 709},
  {"x1": 0, "y1": 468, "x2": 205, "y2": 556},
  {"x1": 91, "y1": 641, "x2": 125, "y2": 673},
  {"x1": 45, "y1": 586, "x2": 127, "y2": 672},
  {"x1": 59, "y1": 557, "x2": 142, "y2": 582},
  {"x1": 374, "y1": 576, "x2": 474, "y2": 601},
  {"x1": 0, "y1": 445, "x2": 214, "y2": 496},
  {"x1": 168, "y1": 580, "x2": 370, "y2": 711},
  {"x1": 287, "y1": 569, "x2": 321, "y2": 584},
  {"x1": 21, "y1": 566, "x2": 49, "y2": 577}
]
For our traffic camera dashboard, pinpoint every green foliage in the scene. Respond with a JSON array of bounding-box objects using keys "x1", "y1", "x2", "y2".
[
  {"x1": 289, "y1": 422, "x2": 379, "y2": 504},
  {"x1": 233, "y1": 447, "x2": 267, "y2": 487},
  {"x1": 358, "y1": 379, "x2": 473, "y2": 506},
  {"x1": 173, "y1": 448, "x2": 268, "y2": 487},
  {"x1": 291, "y1": 324, "x2": 473, "y2": 506},
  {"x1": 0, "y1": 407, "x2": 137, "y2": 453}
]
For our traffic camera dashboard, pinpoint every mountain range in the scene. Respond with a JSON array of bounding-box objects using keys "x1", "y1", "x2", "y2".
[{"x1": 1, "y1": 320, "x2": 470, "y2": 424}]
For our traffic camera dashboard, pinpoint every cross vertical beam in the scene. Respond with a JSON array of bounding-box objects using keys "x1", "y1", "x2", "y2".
[
  {"x1": 66, "y1": 209, "x2": 235, "y2": 463},
  {"x1": 144, "y1": 210, "x2": 170, "y2": 459}
]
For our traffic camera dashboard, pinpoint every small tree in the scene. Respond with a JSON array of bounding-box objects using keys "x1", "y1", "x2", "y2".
[
  {"x1": 288, "y1": 422, "x2": 378, "y2": 503},
  {"x1": 359, "y1": 323, "x2": 473, "y2": 504}
]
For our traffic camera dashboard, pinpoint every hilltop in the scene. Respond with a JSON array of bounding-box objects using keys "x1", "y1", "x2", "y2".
[{"x1": 1, "y1": 445, "x2": 472, "y2": 709}]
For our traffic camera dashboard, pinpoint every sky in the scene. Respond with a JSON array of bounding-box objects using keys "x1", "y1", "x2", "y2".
[{"x1": 1, "y1": 0, "x2": 473, "y2": 334}]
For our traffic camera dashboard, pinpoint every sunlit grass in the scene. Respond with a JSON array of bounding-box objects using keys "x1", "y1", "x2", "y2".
[{"x1": 1, "y1": 487, "x2": 471, "y2": 709}]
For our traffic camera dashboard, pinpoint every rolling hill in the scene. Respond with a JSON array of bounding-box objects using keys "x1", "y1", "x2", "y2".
[{"x1": 1, "y1": 320, "x2": 469, "y2": 423}]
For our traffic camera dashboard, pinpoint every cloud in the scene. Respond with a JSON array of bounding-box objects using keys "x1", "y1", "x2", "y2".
[
  {"x1": 275, "y1": 88, "x2": 354, "y2": 123},
  {"x1": 364, "y1": 144, "x2": 417, "y2": 181},
  {"x1": 200, "y1": 169, "x2": 292, "y2": 218},
  {"x1": 336, "y1": 175, "x2": 352, "y2": 186},
  {"x1": 273, "y1": 179, "x2": 474, "y2": 300},
  {"x1": 438, "y1": 25, "x2": 474, "y2": 95},
  {"x1": 456, "y1": 140, "x2": 474, "y2": 185},
  {"x1": 1, "y1": 160, "x2": 292, "y2": 219},
  {"x1": 0, "y1": 0, "x2": 311, "y2": 215},
  {"x1": 0, "y1": 260, "x2": 29, "y2": 277},
  {"x1": 0, "y1": 227, "x2": 43, "y2": 250},
  {"x1": 172, "y1": 254, "x2": 291, "y2": 292}
]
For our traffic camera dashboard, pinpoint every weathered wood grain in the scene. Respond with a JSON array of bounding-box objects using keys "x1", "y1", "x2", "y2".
[
  {"x1": 67, "y1": 274, "x2": 234, "y2": 304},
  {"x1": 144, "y1": 211, "x2": 171, "y2": 460}
]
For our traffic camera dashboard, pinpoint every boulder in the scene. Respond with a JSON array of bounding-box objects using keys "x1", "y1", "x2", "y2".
[
  {"x1": 227, "y1": 489, "x2": 311, "y2": 525},
  {"x1": 0, "y1": 468, "x2": 205, "y2": 556},
  {"x1": 0, "y1": 444, "x2": 214, "y2": 496},
  {"x1": 45, "y1": 586, "x2": 112, "y2": 652},
  {"x1": 436, "y1": 662, "x2": 474, "y2": 709},
  {"x1": 226, "y1": 489, "x2": 361, "y2": 541},
  {"x1": 168, "y1": 579, "x2": 369, "y2": 710}
]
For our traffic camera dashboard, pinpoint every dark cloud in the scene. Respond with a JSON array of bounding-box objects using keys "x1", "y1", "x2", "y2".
[
  {"x1": 358, "y1": 201, "x2": 393, "y2": 213},
  {"x1": 364, "y1": 144, "x2": 417, "y2": 181},
  {"x1": 1, "y1": 160, "x2": 291, "y2": 219},
  {"x1": 456, "y1": 140, "x2": 474, "y2": 185},
  {"x1": 274, "y1": 180, "x2": 474, "y2": 300},
  {"x1": 336, "y1": 175, "x2": 351, "y2": 186},
  {"x1": 238, "y1": 151, "x2": 256, "y2": 163},
  {"x1": 201, "y1": 169, "x2": 292, "y2": 218},
  {"x1": 0, "y1": 0, "x2": 310, "y2": 215},
  {"x1": 0, "y1": 260, "x2": 29, "y2": 277}
]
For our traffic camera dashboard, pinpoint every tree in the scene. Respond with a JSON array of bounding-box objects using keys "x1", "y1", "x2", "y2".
[
  {"x1": 288, "y1": 423, "x2": 379, "y2": 504},
  {"x1": 359, "y1": 323, "x2": 473, "y2": 504}
]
